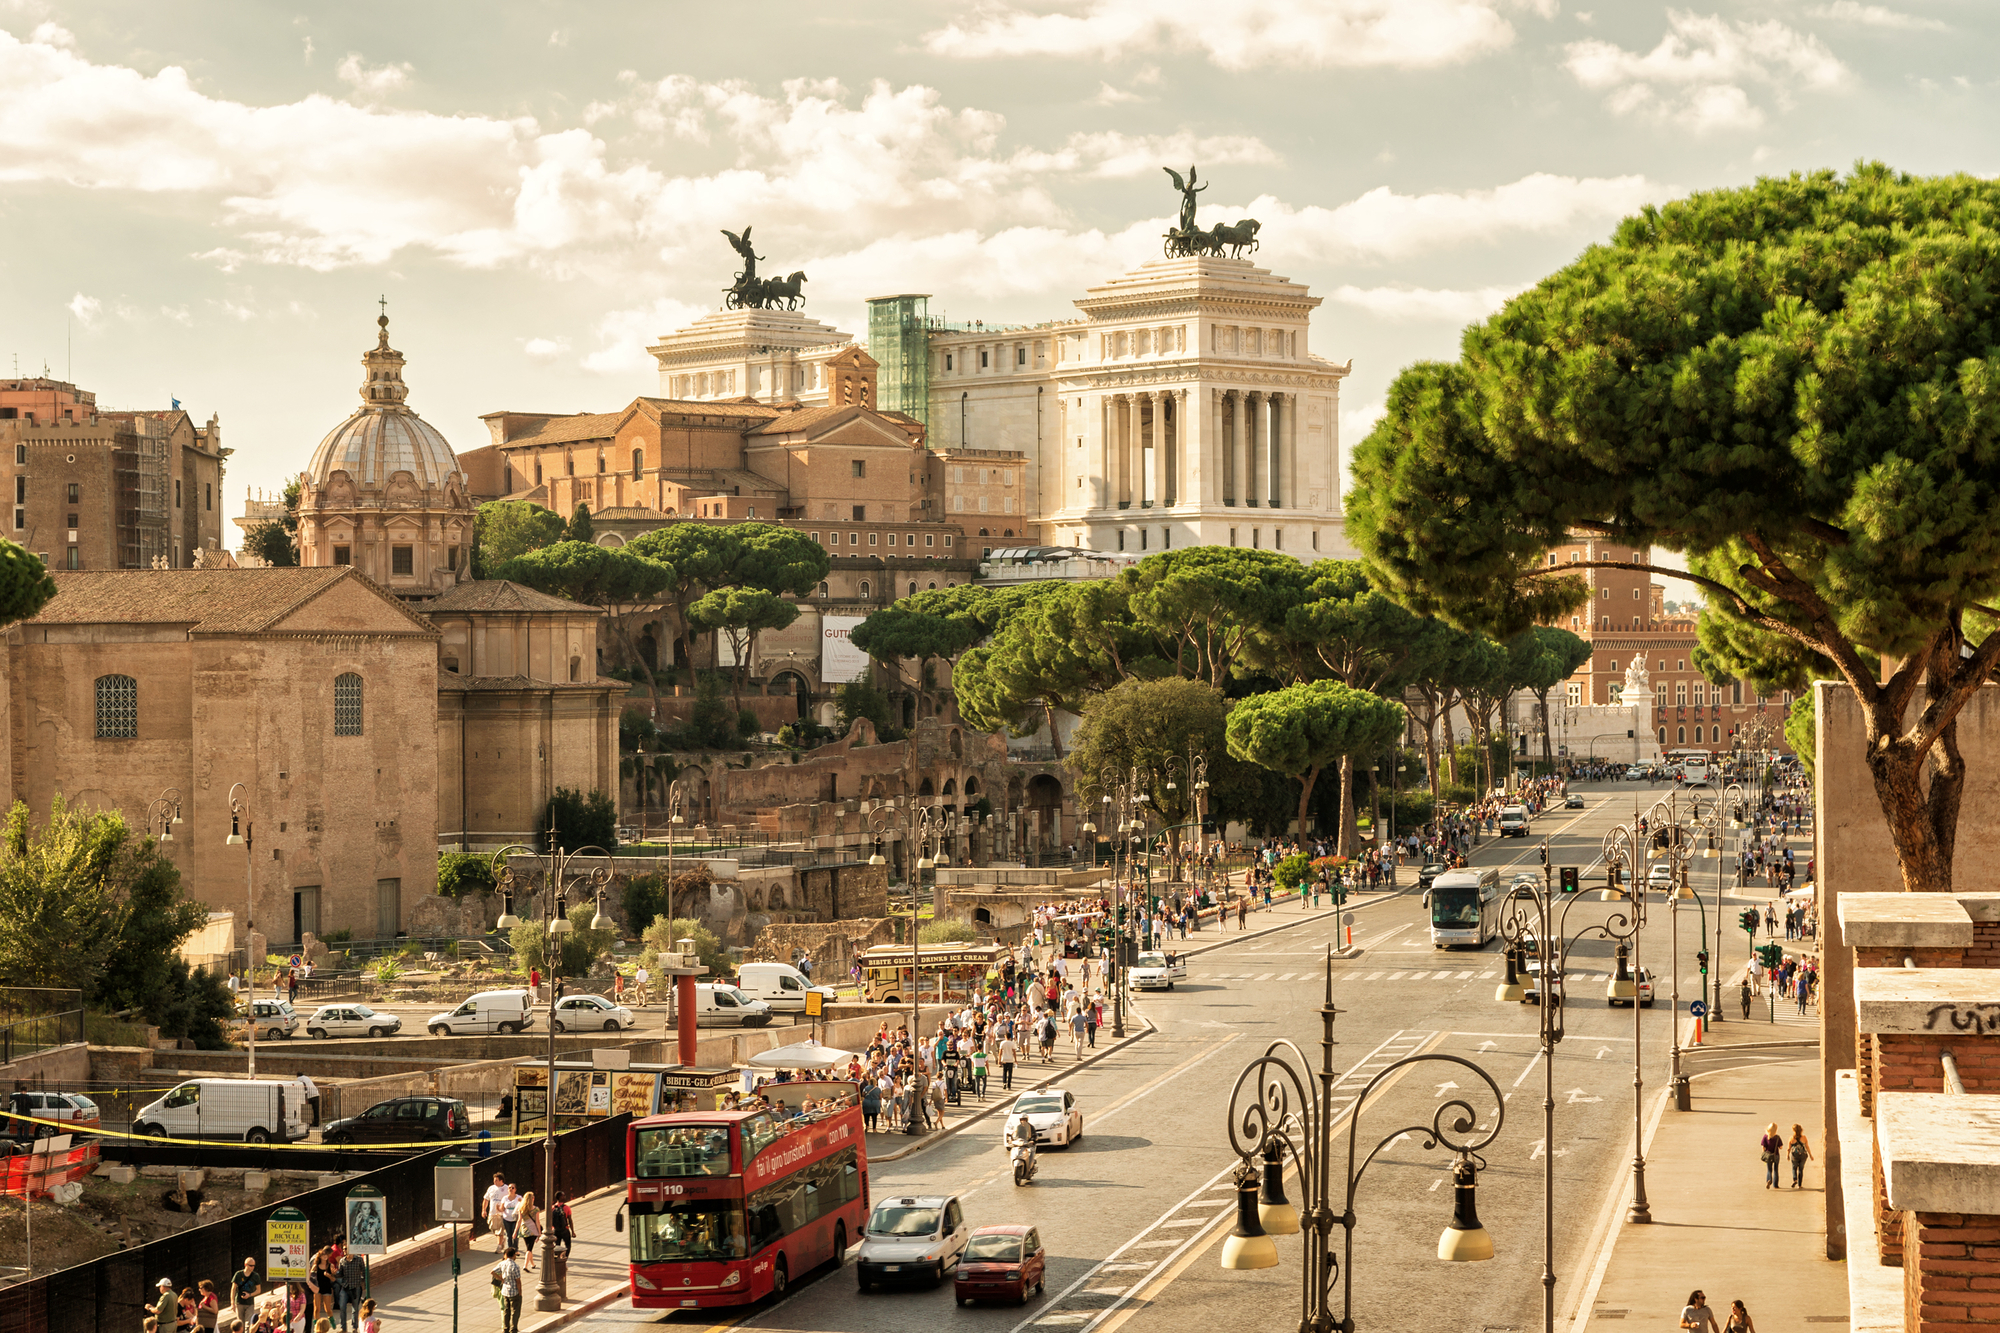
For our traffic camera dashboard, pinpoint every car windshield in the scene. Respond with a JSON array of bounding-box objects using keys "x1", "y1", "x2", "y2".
[
  {"x1": 868, "y1": 1204, "x2": 941, "y2": 1236},
  {"x1": 1431, "y1": 890, "x2": 1483, "y2": 927},
  {"x1": 1136, "y1": 953, "x2": 1167, "y2": 968},
  {"x1": 966, "y1": 1235, "x2": 1023, "y2": 1261},
  {"x1": 633, "y1": 1124, "x2": 733, "y2": 1178},
  {"x1": 1013, "y1": 1096, "x2": 1062, "y2": 1115},
  {"x1": 352, "y1": 1006, "x2": 377, "y2": 1016}
]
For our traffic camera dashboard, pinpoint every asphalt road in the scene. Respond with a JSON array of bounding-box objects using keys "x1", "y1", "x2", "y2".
[{"x1": 571, "y1": 778, "x2": 1791, "y2": 1333}]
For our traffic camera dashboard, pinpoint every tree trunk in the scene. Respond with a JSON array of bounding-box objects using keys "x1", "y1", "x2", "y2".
[
  {"x1": 1864, "y1": 677, "x2": 1967, "y2": 893},
  {"x1": 1045, "y1": 702, "x2": 1065, "y2": 759},
  {"x1": 1419, "y1": 711, "x2": 1441, "y2": 798},
  {"x1": 1368, "y1": 757, "x2": 1382, "y2": 853},
  {"x1": 1537, "y1": 687, "x2": 1555, "y2": 767},
  {"x1": 1297, "y1": 765, "x2": 1322, "y2": 842}
]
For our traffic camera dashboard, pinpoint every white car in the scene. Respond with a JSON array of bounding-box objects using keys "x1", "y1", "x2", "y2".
[
  {"x1": 1609, "y1": 966, "x2": 1657, "y2": 1008},
  {"x1": 552, "y1": 994, "x2": 636, "y2": 1032},
  {"x1": 1002, "y1": 1088, "x2": 1083, "y2": 1148},
  {"x1": 1647, "y1": 863, "x2": 1676, "y2": 894},
  {"x1": 305, "y1": 1004, "x2": 402, "y2": 1039},
  {"x1": 1128, "y1": 951, "x2": 1187, "y2": 991}
]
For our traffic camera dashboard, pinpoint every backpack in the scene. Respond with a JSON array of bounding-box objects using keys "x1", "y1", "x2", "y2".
[{"x1": 1789, "y1": 1139, "x2": 1808, "y2": 1163}]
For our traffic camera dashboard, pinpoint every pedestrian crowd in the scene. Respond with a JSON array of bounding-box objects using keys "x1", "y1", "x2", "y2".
[{"x1": 148, "y1": 1242, "x2": 380, "y2": 1333}]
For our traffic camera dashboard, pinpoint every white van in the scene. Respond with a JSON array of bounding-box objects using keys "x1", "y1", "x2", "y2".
[
  {"x1": 426, "y1": 989, "x2": 536, "y2": 1037},
  {"x1": 735, "y1": 962, "x2": 838, "y2": 1013},
  {"x1": 692, "y1": 983, "x2": 774, "y2": 1028},
  {"x1": 132, "y1": 1079, "x2": 308, "y2": 1144},
  {"x1": 1498, "y1": 805, "x2": 1530, "y2": 838}
]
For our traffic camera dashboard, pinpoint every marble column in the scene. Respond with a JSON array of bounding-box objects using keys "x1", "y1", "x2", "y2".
[
  {"x1": 1205, "y1": 388, "x2": 1223, "y2": 507},
  {"x1": 1286, "y1": 390, "x2": 1301, "y2": 509},
  {"x1": 1166, "y1": 391, "x2": 1180, "y2": 507},
  {"x1": 1231, "y1": 391, "x2": 1248, "y2": 507},
  {"x1": 1267, "y1": 392, "x2": 1282, "y2": 509},
  {"x1": 1117, "y1": 395, "x2": 1134, "y2": 508},
  {"x1": 1245, "y1": 391, "x2": 1262, "y2": 507}
]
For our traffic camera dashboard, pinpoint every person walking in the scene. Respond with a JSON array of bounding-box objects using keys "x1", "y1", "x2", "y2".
[
  {"x1": 1759, "y1": 1123, "x2": 1784, "y2": 1189},
  {"x1": 518, "y1": 1192, "x2": 541, "y2": 1270},
  {"x1": 1787, "y1": 1124, "x2": 1814, "y2": 1189},
  {"x1": 194, "y1": 1280, "x2": 220, "y2": 1331},
  {"x1": 1680, "y1": 1291, "x2": 1720, "y2": 1333},
  {"x1": 971, "y1": 1043, "x2": 989, "y2": 1097},
  {"x1": 998, "y1": 1033, "x2": 1018, "y2": 1091},
  {"x1": 357, "y1": 1299, "x2": 380, "y2": 1333},
  {"x1": 335, "y1": 1249, "x2": 366, "y2": 1332},
  {"x1": 860, "y1": 1076, "x2": 881, "y2": 1131},
  {"x1": 501, "y1": 1183, "x2": 523, "y2": 1249},
  {"x1": 1070, "y1": 1007, "x2": 1088, "y2": 1061},
  {"x1": 549, "y1": 1192, "x2": 575, "y2": 1260},
  {"x1": 1723, "y1": 1300, "x2": 1756, "y2": 1333},
  {"x1": 1236, "y1": 896, "x2": 1247, "y2": 930},
  {"x1": 308, "y1": 1247, "x2": 336, "y2": 1325},
  {"x1": 483, "y1": 1173, "x2": 509, "y2": 1249},
  {"x1": 229, "y1": 1257, "x2": 261, "y2": 1330},
  {"x1": 492, "y1": 1247, "x2": 524, "y2": 1333}
]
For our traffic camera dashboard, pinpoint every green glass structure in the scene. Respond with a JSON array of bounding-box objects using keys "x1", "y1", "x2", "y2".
[{"x1": 867, "y1": 295, "x2": 930, "y2": 430}]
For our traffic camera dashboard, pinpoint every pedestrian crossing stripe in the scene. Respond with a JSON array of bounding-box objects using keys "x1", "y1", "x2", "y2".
[{"x1": 1204, "y1": 970, "x2": 1509, "y2": 982}]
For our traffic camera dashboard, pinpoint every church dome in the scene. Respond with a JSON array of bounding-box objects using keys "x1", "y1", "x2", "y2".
[{"x1": 306, "y1": 314, "x2": 462, "y2": 488}]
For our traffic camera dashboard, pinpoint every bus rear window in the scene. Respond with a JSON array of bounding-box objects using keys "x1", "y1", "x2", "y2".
[
  {"x1": 634, "y1": 1125, "x2": 732, "y2": 1177},
  {"x1": 630, "y1": 1201, "x2": 746, "y2": 1261}
]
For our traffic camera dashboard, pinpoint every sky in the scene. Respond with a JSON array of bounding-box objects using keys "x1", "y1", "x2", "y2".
[{"x1": 0, "y1": 0, "x2": 1992, "y2": 534}]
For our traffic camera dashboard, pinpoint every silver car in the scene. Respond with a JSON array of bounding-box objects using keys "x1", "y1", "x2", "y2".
[{"x1": 856, "y1": 1195, "x2": 970, "y2": 1290}]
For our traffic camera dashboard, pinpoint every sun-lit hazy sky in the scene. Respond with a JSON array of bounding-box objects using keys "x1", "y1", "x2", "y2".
[{"x1": 0, "y1": 1, "x2": 1991, "y2": 531}]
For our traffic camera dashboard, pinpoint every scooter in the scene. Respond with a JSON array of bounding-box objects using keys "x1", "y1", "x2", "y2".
[{"x1": 1011, "y1": 1138, "x2": 1038, "y2": 1186}]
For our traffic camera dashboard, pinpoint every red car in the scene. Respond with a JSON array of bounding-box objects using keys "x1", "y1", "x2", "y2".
[{"x1": 954, "y1": 1225, "x2": 1047, "y2": 1306}]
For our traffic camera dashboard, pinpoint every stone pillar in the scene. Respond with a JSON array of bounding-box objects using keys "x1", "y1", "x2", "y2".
[
  {"x1": 1165, "y1": 391, "x2": 1180, "y2": 507},
  {"x1": 1269, "y1": 392, "x2": 1284, "y2": 508},
  {"x1": 1204, "y1": 388, "x2": 1222, "y2": 507},
  {"x1": 1231, "y1": 391, "x2": 1248, "y2": 508},
  {"x1": 1245, "y1": 392, "x2": 1263, "y2": 507},
  {"x1": 1141, "y1": 391, "x2": 1158, "y2": 508},
  {"x1": 1096, "y1": 396, "x2": 1112, "y2": 511},
  {"x1": 1287, "y1": 390, "x2": 1302, "y2": 509}
]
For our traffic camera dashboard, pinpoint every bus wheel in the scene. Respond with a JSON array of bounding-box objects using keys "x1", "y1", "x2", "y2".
[
  {"x1": 772, "y1": 1256, "x2": 788, "y2": 1297},
  {"x1": 832, "y1": 1222, "x2": 847, "y2": 1268}
]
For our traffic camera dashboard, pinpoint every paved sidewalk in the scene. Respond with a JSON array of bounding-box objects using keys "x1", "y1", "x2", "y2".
[{"x1": 1574, "y1": 997, "x2": 1845, "y2": 1331}]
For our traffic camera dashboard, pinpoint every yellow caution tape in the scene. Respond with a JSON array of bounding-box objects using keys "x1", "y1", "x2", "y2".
[{"x1": 3, "y1": 1109, "x2": 555, "y2": 1152}]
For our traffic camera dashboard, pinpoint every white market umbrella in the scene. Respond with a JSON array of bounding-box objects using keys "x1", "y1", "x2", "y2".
[{"x1": 745, "y1": 1043, "x2": 858, "y2": 1071}]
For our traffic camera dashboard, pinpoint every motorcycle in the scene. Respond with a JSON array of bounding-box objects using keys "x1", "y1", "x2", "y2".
[{"x1": 1011, "y1": 1137, "x2": 1039, "y2": 1186}]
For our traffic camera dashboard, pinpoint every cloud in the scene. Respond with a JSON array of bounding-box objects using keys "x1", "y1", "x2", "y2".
[
  {"x1": 1564, "y1": 11, "x2": 1848, "y2": 131},
  {"x1": 548, "y1": 29, "x2": 569, "y2": 47},
  {"x1": 1804, "y1": 2, "x2": 1945, "y2": 31},
  {"x1": 582, "y1": 297, "x2": 710, "y2": 374},
  {"x1": 922, "y1": 0, "x2": 1534, "y2": 71},
  {"x1": 336, "y1": 52, "x2": 412, "y2": 98},
  {"x1": 1088, "y1": 82, "x2": 1144, "y2": 105},
  {"x1": 1261, "y1": 172, "x2": 1666, "y2": 264},
  {"x1": 1328, "y1": 282, "x2": 1529, "y2": 321},
  {"x1": 522, "y1": 336, "x2": 569, "y2": 361},
  {"x1": 67, "y1": 291, "x2": 101, "y2": 324}
]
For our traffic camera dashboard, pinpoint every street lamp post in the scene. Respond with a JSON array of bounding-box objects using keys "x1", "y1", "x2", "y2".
[
  {"x1": 1495, "y1": 846, "x2": 1645, "y2": 1333},
  {"x1": 224, "y1": 783, "x2": 256, "y2": 1078},
  {"x1": 1598, "y1": 819, "x2": 1657, "y2": 1226},
  {"x1": 869, "y1": 799, "x2": 945, "y2": 1056},
  {"x1": 1218, "y1": 948, "x2": 1504, "y2": 1333},
  {"x1": 491, "y1": 834, "x2": 612, "y2": 1313}
]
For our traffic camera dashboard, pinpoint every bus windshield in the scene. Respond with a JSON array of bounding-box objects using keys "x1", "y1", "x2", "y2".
[
  {"x1": 633, "y1": 1124, "x2": 732, "y2": 1177},
  {"x1": 631, "y1": 1202, "x2": 747, "y2": 1262},
  {"x1": 1431, "y1": 890, "x2": 1484, "y2": 927}
]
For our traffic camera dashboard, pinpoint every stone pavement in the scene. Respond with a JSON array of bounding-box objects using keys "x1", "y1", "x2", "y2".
[{"x1": 1571, "y1": 993, "x2": 1846, "y2": 1331}]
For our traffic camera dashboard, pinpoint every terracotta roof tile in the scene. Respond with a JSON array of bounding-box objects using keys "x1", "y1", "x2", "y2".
[
  {"x1": 497, "y1": 411, "x2": 628, "y2": 446},
  {"x1": 26, "y1": 568, "x2": 435, "y2": 635},
  {"x1": 634, "y1": 397, "x2": 783, "y2": 421},
  {"x1": 426, "y1": 579, "x2": 596, "y2": 615}
]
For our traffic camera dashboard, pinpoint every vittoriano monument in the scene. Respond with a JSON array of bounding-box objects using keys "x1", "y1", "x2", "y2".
[
  {"x1": 1162, "y1": 166, "x2": 1261, "y2": 259},
  {"x1": 721, "y1": 226, "x2": 809, "y2": 310}
]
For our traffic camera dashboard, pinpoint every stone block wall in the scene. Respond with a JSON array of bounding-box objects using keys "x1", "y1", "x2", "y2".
[{"x1": 1903, "y1": 1211, "x2": 2000, "y2": 1332}]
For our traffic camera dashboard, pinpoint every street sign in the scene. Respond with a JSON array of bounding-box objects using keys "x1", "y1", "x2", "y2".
[
  {"x1": 434, "y1": 1155, "x2": 474, "y2": 1223},
  {"x1": 266, "y1": 1206, "x2": 309, "y2": 1280},
  {"x1": 1689, "y1": 1000, "x2": 1709, "y2": 1018},
  {"x1": 1341, "y1": 912, "x2": 1355, "y2": 926},
  {"x1": 345, "y1": 1184, "x2": 387, "y2": 1256},
  {"x1": 804, "y1": 989, "x2": 824, "y2": 1018}
]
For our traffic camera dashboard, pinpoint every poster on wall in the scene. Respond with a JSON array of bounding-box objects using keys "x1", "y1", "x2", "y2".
[
  {"x1": 610, "y1": 1071, "x2": 660, "y2": 1118},
  {"x1": 266, "y1": 1207, "x2": 309, "y2": 1279},
  {"x1": 344, "y1": 1186, "x2": 387, "y2": 1256},
  {"x1": 821, "y1": 614, "x2": 869, "y2": 684}
]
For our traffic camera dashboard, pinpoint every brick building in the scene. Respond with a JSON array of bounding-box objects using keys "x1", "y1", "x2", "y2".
[
  {"x1": 2, "y1": 377, "x2": 227, "y2": 571},
  {"x1": 1543, "y1": 533, "x2": 1796, "y2": 758}
]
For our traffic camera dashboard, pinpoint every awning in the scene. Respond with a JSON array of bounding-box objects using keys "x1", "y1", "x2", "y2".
[{"x1": 744, "y1": 1043, "x2": 858, "y2": 1071}]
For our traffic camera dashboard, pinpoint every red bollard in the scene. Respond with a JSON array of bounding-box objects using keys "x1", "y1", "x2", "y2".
[{"x1": 677, "y1": 974, "x2": 697, "y2": 1065}]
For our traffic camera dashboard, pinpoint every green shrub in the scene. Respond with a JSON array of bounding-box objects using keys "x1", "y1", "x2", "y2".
[
  {"x1": 641, "y1": 917, "x2": 728, "y2": 977},
  {"x1": 370, "y1": 958, "x2": 403, "y2": 982},
  {"x1": 919, "y1": 920, "x2": 980, "y2": 944},
  {"x1": 437, "y1": 853, "x2": 497, "y2": 899},
  {"x1": 538, "y1": 788, "x2": 618, "y2": 853},
  {"x1": 1273, "y1": 853, "x2": 1313, "y2": 892},
  {"x1": 737, "y1": 710, "x2": 760, "y2": 737},
  {"x1": 322, "y1": 928, "x2": 353, "y2": 944}
]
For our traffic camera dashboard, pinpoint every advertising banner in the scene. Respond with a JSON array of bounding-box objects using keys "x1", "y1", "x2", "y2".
[
  {"x1": 344, "y1": 1186, "x2": 387, "y2": 1256},
  {"x1": 821, "y1": 614, "x2": 869, "y2": 684},
  {"x1": 266, "y1": 1207, "x2": 309, "y2": 1280}
]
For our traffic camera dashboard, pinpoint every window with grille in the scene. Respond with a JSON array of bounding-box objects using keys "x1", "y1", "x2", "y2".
[
  {"x1": 95, "y1": 675, "x2": 137, "y2": 738},
  {"x1": 391, "y1": 546, "x2": 413, "y2": 575},
  {"x1": 334, "y1": 673, "x2": 364, "y2": 736}
]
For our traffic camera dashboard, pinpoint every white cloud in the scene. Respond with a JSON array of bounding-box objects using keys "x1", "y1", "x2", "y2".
[
  {"x1": 336, "y1": 52, "x2": 412, "y2": 98},
  {"x1": 1329, "y1": 282, "x2": 1529, "y2": 321},
  {"x1": 66, "y1": 290, "x2": 100, "y2": 324},
  {"x1": 522, "y1": 336, "x2": 570, "y2": 361},
  {"x1": 1260, "y1": 172, "x2": 1666, "y2": 264},
  {"x1": 1564, "y1": 11, "x2": 1848, "y2": 132},
  {"x1": 548, "y1": 29, "x2": 569, "y2": 47},
  {"x1": 1007, "y1": 130, "x2": 1276, "y2": 178},
  {"x1": 1088, "y1": 82, "x2": 1144, "y2": 105},
  {"x1": 922, "y1": 0, "x2": 1533, "y2": 71},
  {"x1": 160, "y1": 304, "x2": 191, "y2": 326},
  {"x1": 302, "y1": 36, "x2": 314, "y2": 62},
  {"x1": 1805, "y1": 2, "x2": 1946, "y2": 31},
  {"x1": 582, "y1": 297, "x2": 710, "y2": 374}
]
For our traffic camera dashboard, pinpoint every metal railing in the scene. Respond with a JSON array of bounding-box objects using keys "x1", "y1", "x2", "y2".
[{"x1": 0, "y1": 1008, "x2": 84, "y2": 1066}]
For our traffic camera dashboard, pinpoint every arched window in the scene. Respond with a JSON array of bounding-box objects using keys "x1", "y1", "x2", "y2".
[
  {"x1": 927, "y1": 581, "x2": 937, "y2": 591},
  {"x1": 908, "y1": 582, "x2": 917, "y2": 596},
  {"x1": 1658, "y1": 727, "x2": 1667, "y2": 743},
  {"x1": 632, "y1": 447, "x2": 644, "y2": 479},
  {"x1": 94, "y1": 675, "x2": 138, "y2": 738},
  {"x1": 819, "y1": 581, "x2": 829, "y2": 597},
  {"x1": 333, "y1": 673, "x2": 364, "y2": 736},
  {"x1": 859, "y1": 580, "x2": 871, "y2": 598},
  {"x1": 1676, "y1": 727, "x2": 1686, "y2": 744}
]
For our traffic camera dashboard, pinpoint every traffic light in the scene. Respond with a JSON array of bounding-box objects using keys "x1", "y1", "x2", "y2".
[
  {"x1": 1756, "y1": 943, "x2": 1783, "y2": 969},
  {"x1": 1696, "y1": 950, "x2": 1709, "y2": 972},
  {"x1": 1539, "y1": 844, "x2": 1550, "y2": 869},
  {"x1": 1559, "y1": 866, "x2": 1580, "y2": 894},
  {"x1": 1739, "y1": 908, "x2": 1760, "y2": 935}
]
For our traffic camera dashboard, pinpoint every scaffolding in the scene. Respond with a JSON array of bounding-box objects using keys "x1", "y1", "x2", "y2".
[{"x1": 867, "y1": 295, "x2": 930, "y2": 431}]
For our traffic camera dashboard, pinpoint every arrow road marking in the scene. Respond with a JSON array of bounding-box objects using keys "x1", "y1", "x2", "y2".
[
  {"x1": 1596, "y1": 1047, "x2": 1611, "y2": 1060},
  {"x1": 1435, "y1": 1081, "x2": 1459, "y2": 1097},
  {"x1": 1479, "y1": 1041, "x2": 1498, "y2": 1053},
  {"x1": 1566, "y1": 1088, "x2": 1602, "y2": 1104}
]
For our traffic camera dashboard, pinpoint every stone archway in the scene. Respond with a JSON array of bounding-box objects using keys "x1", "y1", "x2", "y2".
[{"x1": 770, "y1": 669, "x2": 812, "y2": 720}]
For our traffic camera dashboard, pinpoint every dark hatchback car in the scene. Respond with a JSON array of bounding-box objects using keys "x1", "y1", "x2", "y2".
[
  {"x1": 954, "y1": 1226, "x2": 1047, "y2": 1306},
  {"x1": 323, "y1": 1096, "x2": 471, "y2": 1146}
]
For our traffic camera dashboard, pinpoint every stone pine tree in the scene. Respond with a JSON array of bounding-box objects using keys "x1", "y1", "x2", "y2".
[
  {"x1": 1225, "y1": 680, "x2": 1407, "y2": 843},
  {"x1": 1350, "y1": 165, "x2": 2000, "y2": 892},
  {"x1": 565, "y1": 503, "x2": 595, "y2": 545},
  {"x1": 493, "y1": 541, "x2": 675, "y2": 715},
  {"x1": 0, "y1": 538, "x2": 56, "y2": 627},
  {"x1": 688, "y1": 587, "x2": 799, "y2": 714},
  {"x1": 1067, "y1": 677, "x2": 1229, "y2": 863},
  {"x1": 1523, "y1": 627, "x2": 1592, "y2": 767}
]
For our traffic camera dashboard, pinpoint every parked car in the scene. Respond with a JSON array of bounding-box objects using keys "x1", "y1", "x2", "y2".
[
  {"x1": 691, "y1": 983, "x2": 773, "y2": 1028},
  {"x1": 427, "y1": 989, "x2": 535, "y2": 1036},
  {"x1": 305, "y1": 1004, "x2": 402, "y2": 1039},
  {"x1": 322, "y1": 1095, "x2": 472, "y2": 1146},
  {"x1": 2, "y1": 1091, "x2": 100, "y2": 1140},
  {"x1": 734, "y1": 962, "x2": 839, "y2": 1013},
  {"x1": 856, "y1": 1194, "x2": 971, "y2": 1290},
  {"x1": 242, "y1": 1000, "x2": 298, "y2": 1041},
  {"x1": 1417, "y1": 862, "x2": 1449, "y2": 891},
  {"x1": 132, "y1": 1079, "x2": 308, "y2": 1144},
  {"x1": 1564, "y1": 793, "x2": 1585, "y2": 809},
  {"x1": 1002, "y1": 1088, "x2": 1083, "y2": 1148},
  {"x1": 1127, "y1": 951, "x2": 1187, "y2": 991},
  {"x1": 954, "y1": 1225, "x2": 1047, "y2": 1306},
  {"x1": 552, "y1": 994, "x2": 635, "y2": 1032}
]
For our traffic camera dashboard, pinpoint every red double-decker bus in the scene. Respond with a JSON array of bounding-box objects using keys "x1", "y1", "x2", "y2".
[{"x1": 622, "y1": 1085, "x2": 867, "y2": 1309}]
